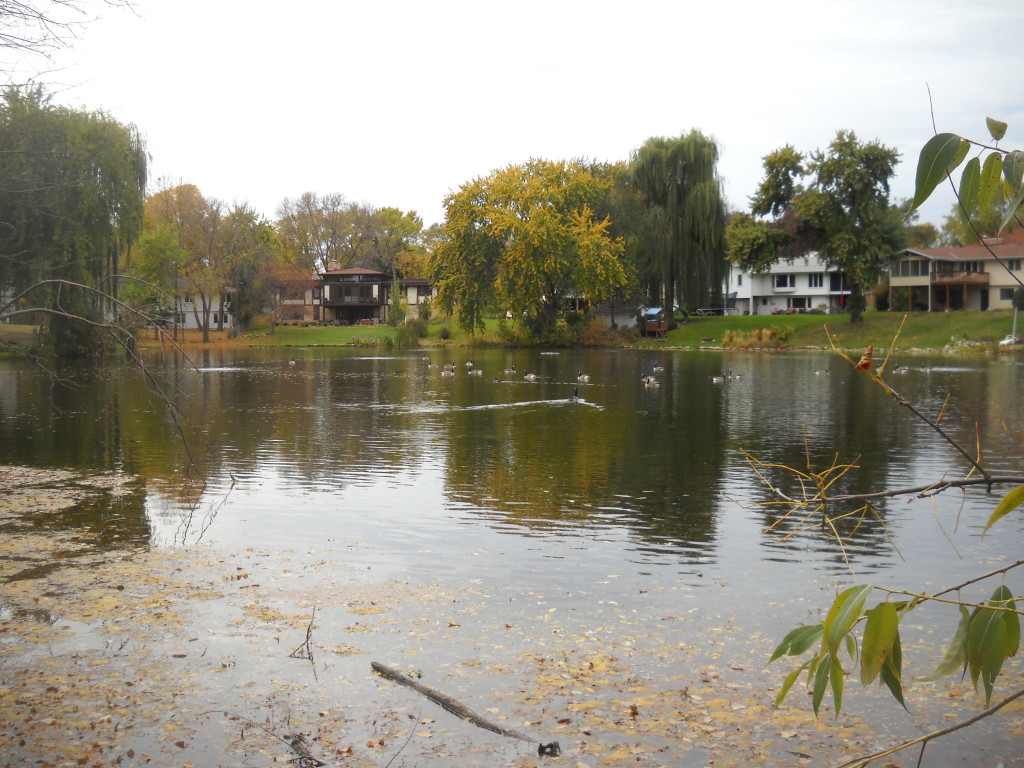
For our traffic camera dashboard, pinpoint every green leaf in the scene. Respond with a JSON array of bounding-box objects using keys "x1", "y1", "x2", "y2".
[
  {"x1": 984, "y1": 485, "x2": 1024, "y2": 531},
  {"x1": 1004, "y1": 149, "x2": 1024, "y2": 187},
  {"x1": 909, "y1": 134, "x2": 968, "y2": 213},
  {"x1": 880, "y1": 629, "x2": 908, "y2": 711},
  {"x1": 967, "y1": 591, "x2": 1012, "y2": 704},
  {"x1": 829, "y1": 653, "x2": 845, "y2": 716},
  {"x1": 978, "y1": 152, "x2": 1004, "y2": 210},
  {"x1": 774, "y1": 660, "x2": 810, "y2": 709},
  {"x1": 890, "y1": 597, "x2": 920, "y2": 615},
  {"x1": 861, "y1": 602, "x2": 899, "y2": 685},
  {"x1": 957, "y1": 157, "x2": 981, "y2": 221},
  {"x1": 991, "y1": 584, "x2": 1020, "y2": 660},
  {"x1": 823, "y1": 585, "x2": 872, "y2": 654},
  {"x1": 986, "y1": 117, "x2": 1008, "y2": 142},
  {"x1": 812, "y1": 652, "x2": 832, "y2": 716},
  {"x1": 769, "y1": 623, "x2": 823, "y2": 662},
  {"x1": 1000, "y1": 150, "x2": 1024, "y2": 233},
  {"x1": 919, "y1": 605, "x2": 970, "y2": 682}
]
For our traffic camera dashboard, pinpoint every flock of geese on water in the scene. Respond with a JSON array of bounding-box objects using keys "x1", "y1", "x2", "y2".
[
  {"x1": 422, "y1": 359, "x2": 741, "y2": 390},
  {"x1": 420, "y1": 358, "x2": 934, "y2": 390},
  {"x1": 289, "y1": 355, "x2": 931, "y2": 384},
  {"x1": 810, "y1": 362, "x2": 931, "y2": 377}
]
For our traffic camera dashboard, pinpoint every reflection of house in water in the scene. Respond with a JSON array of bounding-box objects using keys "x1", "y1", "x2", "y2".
[
  {"x1": 890, "y1": 241, "x2": 1024, "y2": 312},
  {"x1": 277, "y1": 267, "x2": 437, "y2": 325}
]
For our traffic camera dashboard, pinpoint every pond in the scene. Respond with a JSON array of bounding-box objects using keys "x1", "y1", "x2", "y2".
[{"x1": 0, "y1": 345, "x2": 1021, "y2": 767}]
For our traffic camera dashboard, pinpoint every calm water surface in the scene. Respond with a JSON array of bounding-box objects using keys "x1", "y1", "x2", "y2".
[
  {"x1": 2, "y1": 346, "x2": 1021, "y2": 593},
  {"x1": 1, "y1": 345, "x2": 1021, "y2": 765}
]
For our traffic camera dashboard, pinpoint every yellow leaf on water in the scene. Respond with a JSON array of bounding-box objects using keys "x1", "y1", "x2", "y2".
[{"x1": 350, "y1": 606, "x2": 384, "y2": 615}]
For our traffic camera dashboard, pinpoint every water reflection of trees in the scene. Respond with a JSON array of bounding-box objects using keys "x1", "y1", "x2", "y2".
[
  {"x1": 728, "y1": 354, "x2": 1022, "y2": 562},
  {"x1": 0, "y1": 363, "x2": 153, "y2": 544},
  {"x1": 1, "y1": 349, "x2": 1016, "y2": 561},
  {"x1": 441, "y1": 353, "x2": 726, "y2": 553}
]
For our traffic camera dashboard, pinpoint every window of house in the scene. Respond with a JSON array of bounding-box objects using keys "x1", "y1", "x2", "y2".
[
  {"x1": 1007, "y1": 259, "x2": 1022, "y2": 271},
  {"x1": 1000, "y1": 288, "x2": 1015, "y2": 301},
  {"x1": 774, "y1": 274, "x2": 795, "y2": 288},
  {"x1": 737, "y1": 274, "x2": 743, "y2": 286},
  {"x1": 808, "y1": 273, "x2": 823, "y2": 288}
]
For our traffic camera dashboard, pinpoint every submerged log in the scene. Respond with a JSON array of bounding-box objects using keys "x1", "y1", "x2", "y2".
[{"x1": 370, "y1": 661, "x2": 560, "y2": 757}]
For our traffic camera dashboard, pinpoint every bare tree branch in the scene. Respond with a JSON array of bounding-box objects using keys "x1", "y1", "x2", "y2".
[{"x1": 832, "y1": 687, "x2": 1024, "y2": 768}]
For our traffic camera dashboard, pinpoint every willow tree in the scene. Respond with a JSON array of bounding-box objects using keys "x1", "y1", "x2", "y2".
[
  {"x1": 628, "y1": 131, "x2": 728, "y2": 312},
  {"x1": 431, "y1": 158, "x2": 631, "y2": 336},
  {"x1": 0, "y1": 85, "x2": 147, "y2": 355}
]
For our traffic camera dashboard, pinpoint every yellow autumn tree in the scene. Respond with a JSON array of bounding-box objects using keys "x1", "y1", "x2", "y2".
[{"x1": 431, "y1": 158, "x2": 633, "y2": 335}]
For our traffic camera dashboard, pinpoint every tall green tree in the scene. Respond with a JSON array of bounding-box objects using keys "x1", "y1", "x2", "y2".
[
  {"x1": 628, "y1": 131, "x2": 728, "y2": 311},
  {"x1": 939, "y1": 196, "x2": 1020, "y2": 246},
  {"x1": 220, "y1": 205, "x2": 282, "y2": 332},
  {"x1": 431, "y1": 158, "x2": 631, "y2": 336},
  {"x1": 0, "y1": 85, "x2": 147, "y2": 354},
  {"x1": 898, "y1": 200, "x2": 940, "y2": 248},
  {"x1": 372, "y1": 206, "x2": 425, "y2": 277},
  {"x1": 732, "y1": 131, "x2": 907, "y2": 323}
]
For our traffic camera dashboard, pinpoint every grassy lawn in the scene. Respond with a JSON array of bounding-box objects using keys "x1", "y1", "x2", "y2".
[
  {"x1": 656, "y1": 309, "x2": 1020, "y2": 352},
  {"x1": 170, "y1": 309, "x2": 1021, "y2": 352},
  {"x1": 0, "y1": 324, "x2": 40, "y2": 347},
  {"x1": 1, "y1": 309, "x2": 1019, "y2": 353}
]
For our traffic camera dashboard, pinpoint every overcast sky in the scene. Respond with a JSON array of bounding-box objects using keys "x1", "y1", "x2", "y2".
[{"x1": 28, "y1": 0, "x2": 1024, "y2": 229}]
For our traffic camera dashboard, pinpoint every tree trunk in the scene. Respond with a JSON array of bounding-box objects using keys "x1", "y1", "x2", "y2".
[
  {"x1": 540, "y1": 299, "x2": 560, "y2": 336},
  {"x1": 847, "y1": 286, "x2": 867, "y2": 324}
]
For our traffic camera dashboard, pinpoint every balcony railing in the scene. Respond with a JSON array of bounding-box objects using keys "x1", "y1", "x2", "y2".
[
  {"x1": 931, "y1": 271, "x2": 989, "y2": 286},
  {"x1": 321, "y1": 295, "x2": 381, "y2": 306}
]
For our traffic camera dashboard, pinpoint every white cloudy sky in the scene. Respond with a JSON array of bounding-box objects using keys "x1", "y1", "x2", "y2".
[{"x1": 26, "y1": 0, "x2": 1024, "y2": 228}]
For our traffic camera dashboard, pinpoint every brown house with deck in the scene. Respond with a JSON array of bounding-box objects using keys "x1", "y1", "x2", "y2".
[{"x1": 277, "y1": 268, "x2": 435, "y2": 325}]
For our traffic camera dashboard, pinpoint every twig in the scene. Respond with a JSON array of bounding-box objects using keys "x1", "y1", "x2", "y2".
[
  {"x1": 932, "y1": 559, "x2": 1024, "y2": 598},
  {"x1": 831, "y1": 687, "x2": 1024, "y2": 768},
  {"x1": 199, "y1": 709, "x2": 328, "y2": 766},
  {"x1": 383, "y1": 707, "x2": 421, "y2": 768},
  {"x1": 289, "y1": 606, "x2": 317, "y2": 661}
]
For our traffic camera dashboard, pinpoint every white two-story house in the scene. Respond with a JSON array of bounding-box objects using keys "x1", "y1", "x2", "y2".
[{"x1": 725, "y1": 253, "x2": 851, "y2": 315}]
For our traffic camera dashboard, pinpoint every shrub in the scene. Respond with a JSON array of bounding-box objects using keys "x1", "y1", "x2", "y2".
[{"x1": 396, "y1": 322, "x2": 421, "y2": 348}]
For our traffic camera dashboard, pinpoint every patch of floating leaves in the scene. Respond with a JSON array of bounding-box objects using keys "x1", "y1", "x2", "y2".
[{"x1": 1, "y1": 464, "x2": 1020, "y2": 766}]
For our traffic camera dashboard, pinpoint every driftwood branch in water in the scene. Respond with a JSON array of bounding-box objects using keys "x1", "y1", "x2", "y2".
[
  {"x1": 289, "y1": 606, "x2": 316, "y2": 661},
  {"x1": 371, "y1": 661, "x2": 560, "y2": 757}
]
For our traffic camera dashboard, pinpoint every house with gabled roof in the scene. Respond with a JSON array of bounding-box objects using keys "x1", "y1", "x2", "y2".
[
  {"x1": 725, "y1": 253, "x2": 852, "y2": 316},
  {"x1": 889, "y1": 241, "x2": 1024, "y2": 312}
]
